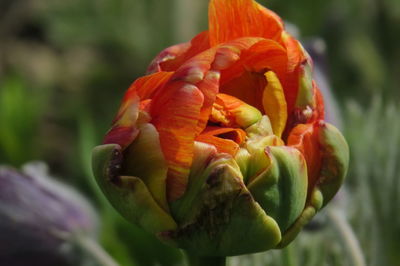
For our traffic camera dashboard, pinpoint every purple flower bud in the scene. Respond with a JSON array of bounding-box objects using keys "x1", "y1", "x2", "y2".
[{"x1": 0, "y1": 163, "x2": 98, "y2": 266}]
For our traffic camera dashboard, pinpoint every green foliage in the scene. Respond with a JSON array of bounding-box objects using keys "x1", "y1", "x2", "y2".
[{"x1": 0, "y1": 76, "x2": 46, "y2": 165}]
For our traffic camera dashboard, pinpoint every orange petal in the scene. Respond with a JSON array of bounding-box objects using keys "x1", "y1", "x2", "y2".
[
  {"x1": 151, "y1": 82, "x2": 204, "y2": 202},
  {"x1": 287, "y1": 122, "x2": 321, "y2": 191},
  {"x1": 196, "y1": 126, "x2": 247, "y2": 156},
  {"x1": 208, "y1": 0, "x2": 283, "y2": 46},
  {"x1": 151, "y1": 47, "x2": 219, "y2": 132}
]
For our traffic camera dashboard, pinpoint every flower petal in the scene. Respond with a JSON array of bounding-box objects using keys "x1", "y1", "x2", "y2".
[
  {"x1": 263, "y1": 71, "x2": 288, "y2": 138},
  {"x1": 208, "y1": 0, "x2": 283, "y2": 46},
  {"x1": 151, "y1": 83, "x2": 205, "y2": 202}
]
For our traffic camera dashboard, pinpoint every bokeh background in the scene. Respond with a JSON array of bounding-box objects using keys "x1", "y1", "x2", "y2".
[{"x1": 1, "y1": 0, "x2": 399, "y2": 265}]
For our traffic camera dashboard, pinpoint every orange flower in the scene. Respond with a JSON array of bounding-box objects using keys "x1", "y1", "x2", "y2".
[{"x1": 94, "y1": 0, "x2": 349, "y2": 257}]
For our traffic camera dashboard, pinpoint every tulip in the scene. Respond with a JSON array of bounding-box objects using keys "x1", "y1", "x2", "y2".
[{"x1": 92, "y1": 0, "x2": 349, "y2": 264}]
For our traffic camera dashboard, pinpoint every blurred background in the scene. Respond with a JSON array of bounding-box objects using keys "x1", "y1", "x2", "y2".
[{"x1": 0, "y1": 0, "x2": 399, "y2": 265}]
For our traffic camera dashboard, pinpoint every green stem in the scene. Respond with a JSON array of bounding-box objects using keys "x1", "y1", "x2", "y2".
[
  {"x1": 185, "y1": 251, "x2": 226, "y2": 266},
  {"x1": 282, "y1": 244, "x2": 296, "y2": 266}
]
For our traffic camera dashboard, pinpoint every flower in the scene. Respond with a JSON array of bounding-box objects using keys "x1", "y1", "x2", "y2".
[
  {"x1": 92, "y1": 0, "x2": 349, "y2": 256},
  {"x1": 0, "y1": 163, "x2": 99, "y2": 266}
]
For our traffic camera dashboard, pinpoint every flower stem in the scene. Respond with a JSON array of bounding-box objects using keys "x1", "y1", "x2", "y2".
[
  {"x1": 185, "y1": 252, "x2": 226, "y2": 266},
  {"x1": 281, "y1": 244, "x2": 295, "y2": 266}
]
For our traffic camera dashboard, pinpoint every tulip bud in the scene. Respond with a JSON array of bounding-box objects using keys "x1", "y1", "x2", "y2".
[{"x1": 92, "y1": 0, "x2": 349, "y2": 260}]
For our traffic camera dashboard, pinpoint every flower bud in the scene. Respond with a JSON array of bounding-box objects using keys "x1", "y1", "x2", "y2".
[
  {"x1": 93, "y1": 0, "x2": 349, "y2": 257},
  {"x1": 0, "y1": 163, "x2": 99, "y2": 265}
]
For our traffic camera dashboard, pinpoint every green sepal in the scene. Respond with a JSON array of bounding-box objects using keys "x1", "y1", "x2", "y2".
[
  {"x1": 122, "y1": 123, "x2": 169, "y2": 212},
  {"x1": 317, "y1": 122, "x2": 350, "y2": 207},
  {"x1": 277, "y1": 188, "x2": 323, "y2": 248},
  {"x1": 92, "y1": 144, "x2": 177, "y2": 236},
  {"x1": 247, "y1": 146, "x2": 308, "y2": 232},
  {"x1": 167, "y1": 154, "x2": 281, "y2": 256}
]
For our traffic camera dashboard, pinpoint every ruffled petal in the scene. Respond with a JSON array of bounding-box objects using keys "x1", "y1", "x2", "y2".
[{"x1": 208, "y1": 0, "x2": 283, "y2": 46}]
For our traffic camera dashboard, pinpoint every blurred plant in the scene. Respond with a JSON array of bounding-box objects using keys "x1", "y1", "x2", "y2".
[
  {"x1": 0, "y1": 77, "x2": 45, "y2": 165},
  {"x1": 345, "y1": 97, "x2": 400, "y2": 266},
  {"x1": 0, "y1": 162, "x2": 118, "y2": 266}
]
